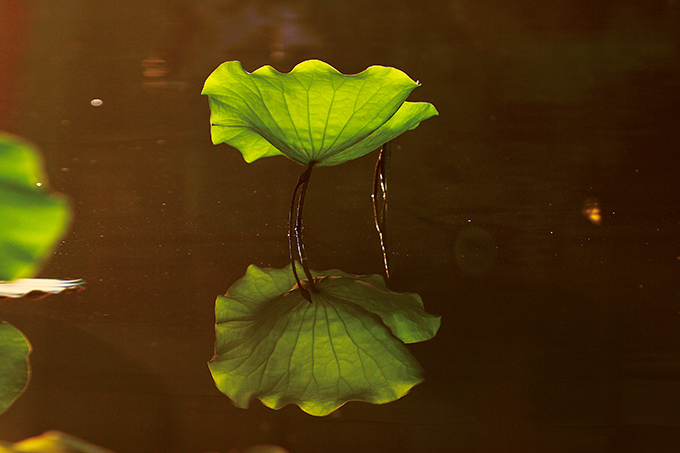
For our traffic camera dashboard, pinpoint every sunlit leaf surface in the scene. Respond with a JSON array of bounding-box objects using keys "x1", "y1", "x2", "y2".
[
  {"x1": 209, "y1": 264, "x2": 440, "y2": 416},
  {"x1": 0, "y1": 133, "x2": 70, "y2": 281},
  {"x1": 0, "y1": 322, "x2": 30, "y2": 414},
  {"x1": 202, "y1": 60, "x2": 438, "y2": 166}
]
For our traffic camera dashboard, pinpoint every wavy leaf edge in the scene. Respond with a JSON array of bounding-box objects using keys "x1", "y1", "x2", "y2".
[{"x1": 202, "y1": 60, "x2": 438, "y2": 166}]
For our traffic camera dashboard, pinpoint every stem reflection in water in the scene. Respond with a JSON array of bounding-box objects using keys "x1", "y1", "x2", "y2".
[{"x1": 372, "y1": 141, "x2": 391, "y2": 280}]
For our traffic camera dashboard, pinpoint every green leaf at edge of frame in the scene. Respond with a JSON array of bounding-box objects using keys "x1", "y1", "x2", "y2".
[
  {"x1": 0, "y1": 132, "x2": 71, "y2": 281},
  {"x1": 0, "y1": 322, "x2": 30, "y2": 415}
]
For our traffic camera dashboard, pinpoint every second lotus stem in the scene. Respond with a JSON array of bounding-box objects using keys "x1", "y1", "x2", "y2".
[{"x1": 372, "y1": 141, "x2": 391, "y2": 280}]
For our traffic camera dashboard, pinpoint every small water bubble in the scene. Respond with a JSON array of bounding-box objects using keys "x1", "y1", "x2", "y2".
[{"x1": 90, "y1": 99, "x2": 103, "y2": 107}]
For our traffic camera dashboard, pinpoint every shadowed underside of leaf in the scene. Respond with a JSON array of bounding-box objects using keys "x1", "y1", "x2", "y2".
[
  {"x1": 0, "y1": 322, "x2": 30, "y2": 414},
  {"x1": 202, "y1": 60, "x2": 438, "y2": 166},
  {"x1": 209, "y1": 264, "x2": 440, "y2": 416}
]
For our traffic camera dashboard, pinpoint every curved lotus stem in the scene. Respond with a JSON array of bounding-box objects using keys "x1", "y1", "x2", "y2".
[
  {"x1": 288, "y1": 161, "x2": 317, "y2": 301},
  {"x1": 372, "y1": 141, "x2": 391, "y2": 280}
]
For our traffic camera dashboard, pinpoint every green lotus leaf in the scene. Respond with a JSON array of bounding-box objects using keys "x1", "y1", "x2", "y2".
[
  {"x1": 202, "y1": 60, "x2": 438, "y2": 166},
  {"x1": 0, "y1": 322, "x2": 30, "y2": 414},
  {"x1": 0, "y1": 132, "x2": 70, "y2": 281},
  {"x1": 8, "y1": 430, "x2": 114, "y2": 453},
  {"x1": 208, "y1": 264, "x2": 440, "y2": 416}
]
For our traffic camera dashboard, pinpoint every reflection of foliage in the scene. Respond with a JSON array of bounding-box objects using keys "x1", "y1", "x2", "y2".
[
  {"x1": 0, "y1": 132, "x2": 71, "y2": 415},
  {"x1": 0, "y1": 322, "x2": 30, "y2": 414},
  {"x1": 202, "y1": 60, "x2": 437, "y2": 166},
  {"x1": 209, "y1": 264, "x2": 440, "y2": 416},
  {"x1": 0, "y1": 132, "x2": 70, "y2": 281}
]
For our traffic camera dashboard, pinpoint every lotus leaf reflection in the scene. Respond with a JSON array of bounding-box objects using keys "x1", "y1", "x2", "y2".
[{"x1": 209, "y1": 264, "x2": 440, "y2": 416}]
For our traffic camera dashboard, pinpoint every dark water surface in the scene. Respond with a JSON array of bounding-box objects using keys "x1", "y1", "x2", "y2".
[{"x1": 1, "y1": 1, "x2": 680, "y2": 452}]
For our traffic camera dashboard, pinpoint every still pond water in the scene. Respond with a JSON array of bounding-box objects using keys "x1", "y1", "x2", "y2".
[{"x1": 1, "y1": 1, "x2": 680, "y2": 452}]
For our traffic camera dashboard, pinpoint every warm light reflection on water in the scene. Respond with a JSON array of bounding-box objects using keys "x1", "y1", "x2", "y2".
[{"x1": 582, "y1": 198, "x2": 602, "y2": 225}]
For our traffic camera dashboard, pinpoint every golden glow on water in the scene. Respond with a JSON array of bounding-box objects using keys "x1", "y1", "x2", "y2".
[{"x1": 582, "y1": 198, "x2": 602, "y2": 225}]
